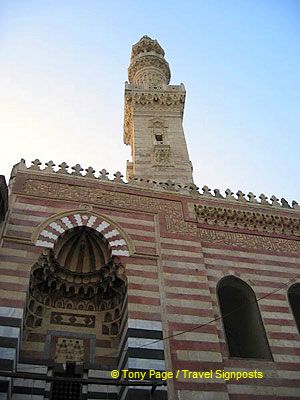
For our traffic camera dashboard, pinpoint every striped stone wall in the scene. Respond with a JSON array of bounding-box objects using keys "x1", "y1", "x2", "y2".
[
  {"x1": 0, "y1": 307, "x2": 23, "y2": 399},
  {"x1": 0, "y1": 169, "x2": 299, "y2": 399},
  {"x1": 0, "y1": 171, "x2": 170, "y2": 399},
  {"x1": 158, "y1": 204, "x2": 300, "y2": 399},
  {"x1": 203, "y1": 242, "x2": 300, "y2": 399}
]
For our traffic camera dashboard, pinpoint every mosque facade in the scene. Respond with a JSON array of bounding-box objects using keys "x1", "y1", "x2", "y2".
[{"x1": 0, "y1": 36, "x2": 299, "y2": 400}]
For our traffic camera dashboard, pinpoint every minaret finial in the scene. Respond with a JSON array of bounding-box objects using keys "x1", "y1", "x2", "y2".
[{"x1": 128, "y1": 36, "x2": 171, "y2": 85}]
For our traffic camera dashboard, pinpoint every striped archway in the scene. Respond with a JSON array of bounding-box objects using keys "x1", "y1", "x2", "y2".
[{"x1": 34, "y1": 211, "x2": 130, "y2": 257}]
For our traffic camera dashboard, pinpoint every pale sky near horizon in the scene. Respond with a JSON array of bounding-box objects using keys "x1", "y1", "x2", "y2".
[{"x1": 1, "y1": 1, "x2": 299, "y2": 203}]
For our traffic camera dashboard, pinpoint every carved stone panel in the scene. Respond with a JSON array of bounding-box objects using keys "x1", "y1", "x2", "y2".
[
  {"x1": 153, "y1": 145, "x2": 171, "y2": 165},
  {"x1": 54, "y1": 337, "x2": 85, "y2": 363},
  {"x1": 50, "y1": 312, "x2": 95, "y2": 328},
  {"x1": 199, "y1": 228, "x2": 300, "y2": 253}
]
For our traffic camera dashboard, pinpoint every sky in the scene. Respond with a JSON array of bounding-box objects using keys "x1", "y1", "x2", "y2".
[{"x1": 1, "y1": 0, "x2": 299, "y2": 203}]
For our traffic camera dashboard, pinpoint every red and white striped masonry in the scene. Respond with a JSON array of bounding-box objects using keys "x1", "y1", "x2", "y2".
[{"x1": 36, "y1": 212, "x2": 130, "y2": 257}]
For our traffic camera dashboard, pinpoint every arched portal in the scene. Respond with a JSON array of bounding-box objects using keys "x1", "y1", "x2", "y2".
[
  {"x1": 23, "y1": 220, "x2": 128, "y2": 369},
  {"x1": 217, "y1": 276, "x2": 272, "y2": 359}
]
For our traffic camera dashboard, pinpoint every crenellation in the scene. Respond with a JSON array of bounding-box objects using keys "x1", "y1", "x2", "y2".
[
  {"x1": 9, "y1": 159, "x2": 300, "y2": 212},
  {"x1": 28, "y1": 159, "x2": 42, "y2": 171},
  {"x1": 57, "y1": 161, "x2": 69, "y2": 174},
  {"x1": 71, "y1": 164, "x2": 84, "y2": 176},
  {"x1": 84, "y1": 166, "x2": 96, "y2": 178},
  {"x1": 43, "y1": 160, "x2": 56, "y2": 173}
]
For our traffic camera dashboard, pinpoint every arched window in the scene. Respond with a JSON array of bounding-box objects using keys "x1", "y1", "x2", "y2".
[
  {"x1": 288, "y1": 283, "x2": 300, "y2": 333},
  {"x1": 217, "y1": 276, "x2": 272, "y2": 359}
]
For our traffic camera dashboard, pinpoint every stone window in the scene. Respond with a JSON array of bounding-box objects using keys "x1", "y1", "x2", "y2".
[
  {"x1": 288, "y1": 283, "x2": 300, "y2": 333},
  {"x1": 217, "y1": 276, "x2": 272, "y2": 359}
]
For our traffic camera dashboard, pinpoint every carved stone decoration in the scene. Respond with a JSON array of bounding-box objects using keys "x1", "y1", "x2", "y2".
[
  {"x1": 28, "y1": 159, "x2": 42, "y2": 171},
  {"x1": 44, "y1": 161, "x2": 56, "y2": 173},
  {"x1": 99, "y1": 168, "x2": 109, "y2": 180},
  {"x1": 50, "y1": 312, "x2": 95, "y2": 328},
  {"x1": 154, "y1": 145, "x2": 171, "y2": 165},
  {"x1": 123, "y1": 101, "x2": 134, "y2": 146},
  {"x1": 202, "y1": 186, "x2": 213, "y2": 197},
  {"x1": 125, "y1": 91, "x2": 185, "y2": 108},
  {"x1": 199, "y1": 228, "x2": 300, "y2": 253},
  {"x1": 85, "y1": 166, "x2": 96, "y2": 178},
  {"x1": 57, "y1": 162, "x2": 69, "y2": 174},
  {"x1": 23, "y1": 179, "x2": 183, "y2": 215},
  {"x1": 165, "y1": 214, "x2": 198, "y2": 236},
  {"x1": 22, "y1": 179, "x2": 300, "y2": 245},
  {"x1": 71, "y1": 164, "x2": 84, "y2": 176},
  {"x1": 128, "y1": 36, "x2": 171, "y2": 85},
  {"x1": 23, "y1": 298, "x2": 44, "y2": 336},
  {"x1": 102, "y1": 307, "x2": 121, "y2": 336},
  {"x1": 22, "y1": 248, "x2": 127, "y2": 341},
  {"x1": 54, "y1": 338, "x2": 84, "y2": 363},
  {"x1": 113, "y1": 171, "x2": 124, "y2": 183},
  {"x1": 27, "y1": 250, "x2": 127, "y2": 313},
  {"x1": 195, "y1": 204, "x2": 300, "y2": 236}
]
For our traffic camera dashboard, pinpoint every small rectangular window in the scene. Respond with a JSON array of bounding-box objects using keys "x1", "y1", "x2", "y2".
[{"x1": 155, "y1": 134, "x2": 163, "y2": 143}]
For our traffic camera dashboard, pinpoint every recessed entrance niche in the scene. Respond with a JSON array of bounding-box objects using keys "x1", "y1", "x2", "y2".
[{"x1": 23, "y1": 225, "x2": 127, "y2": 368}]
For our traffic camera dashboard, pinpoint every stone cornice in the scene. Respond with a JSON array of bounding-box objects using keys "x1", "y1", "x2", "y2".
[
  {"x1": 195, "y1": 203, "x2": 300, "y2": 236},
  {"x1": 124, "y1": 88, "x2": 185, "y2": 107}
]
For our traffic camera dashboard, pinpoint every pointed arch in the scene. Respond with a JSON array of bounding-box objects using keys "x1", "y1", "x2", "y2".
[
  {"x1": 32, "y1": 210, "x2": 134, "y2": 257},
  {"x1": 288, "y1": 283, "x2": 300, "y2": 333},
  {"x1": 217, "y1": 275, "x2": 272, "y2": 359}
]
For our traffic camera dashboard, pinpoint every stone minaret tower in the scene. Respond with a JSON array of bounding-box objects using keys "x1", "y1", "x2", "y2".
[{"x1": 124, "y1": 35, "x2": 194, "y2": 185}]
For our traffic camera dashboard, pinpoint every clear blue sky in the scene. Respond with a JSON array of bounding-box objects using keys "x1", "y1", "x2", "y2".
[{"x1": 1, "y1": 0, "x2": 299, "y2": 203}]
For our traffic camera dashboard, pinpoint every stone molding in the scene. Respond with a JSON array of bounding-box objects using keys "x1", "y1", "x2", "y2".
[
  {"x1": 199, "y1": 228, "x2": 300, "y2": 253},
  {"x1": 22, "y1": 178, "x2": 183, "y2": 216},
  {"x1": 195, "y1": 204, "x2": 300, "y2": 236},
  {"x1": 125, "y1": 90, "x2": 185, "y2": 107}
]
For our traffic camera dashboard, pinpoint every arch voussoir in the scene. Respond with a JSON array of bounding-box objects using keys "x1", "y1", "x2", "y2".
[{"x1": 35, "y1": 212, "x2": 130, "y2": 256}]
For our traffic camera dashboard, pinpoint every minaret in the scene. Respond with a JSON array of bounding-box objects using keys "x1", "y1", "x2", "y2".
[{"x1": 123, "y1": 35, "x2": 194, "y2": 185}]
